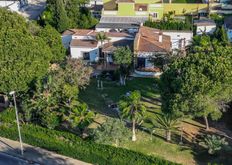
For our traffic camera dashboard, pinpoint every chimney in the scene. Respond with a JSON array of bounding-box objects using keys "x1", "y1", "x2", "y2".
[{"x1": 159, "y1": 33, "x2": 163, "y2": 43}]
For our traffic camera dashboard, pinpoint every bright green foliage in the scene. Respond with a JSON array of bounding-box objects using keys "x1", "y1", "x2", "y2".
[
  {"x1": 41, "y1": 0, "x2": 98, "y2": 31},
  {"x1": 191, "y1": 35, "x2": 213, "y2": 53},
  {"x1": 0, "y1": 8, "x2": 52, "y2": 93},
  {"x1": 144, "y1": 14, "x2": 192, "y2": 31},
  {"x1": 160, "y1": 46, "x2": 232, "y2": 126},
  {"x1": 93, "y1": 118, "x2": 130, "y2": 147},
  {"x1": 0, "y1": 110, "x2": 178, "y2": 165},
  {"x1": 114, "y1": 47, "x2": 133, "y2": 85},
  {"x1": 200, "y1": 135, "x2": 228, "y2": 155},
  {"x1": 119, "y1": 90, "x2": 146, "y2": 141},
  {"x1": 38, "y1": 25, "x2": 66, "y2": 62},
  {"x1": 63, "y1": 103, "x2": 95, "y2": 132}
]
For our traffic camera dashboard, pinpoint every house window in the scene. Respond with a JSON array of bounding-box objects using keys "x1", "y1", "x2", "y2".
[
  {"x1": 83, "y1": 52, "x2": 90, "y2": 60},
  {"x1": 151, "y1": 13, "x2": 158, "y2": 19}
]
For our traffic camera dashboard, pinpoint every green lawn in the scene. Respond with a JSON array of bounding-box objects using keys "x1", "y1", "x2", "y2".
[
  {"x1": 80, "y1": 78, "x2": 196, "y2": 165},
  {"x1": 79, "y1": 77, "x2": 161, "y2": 117},
  {"x1": 80, "y1": 77, "x2": 232, "y2": 165}
]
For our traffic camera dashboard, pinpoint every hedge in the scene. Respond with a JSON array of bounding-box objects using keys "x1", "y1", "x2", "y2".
[{"x1": 0, "y1": 110, "x2": 179, "y2": 165}]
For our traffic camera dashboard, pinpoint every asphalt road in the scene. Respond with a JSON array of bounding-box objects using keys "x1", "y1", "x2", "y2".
[{"x1": 0, "y1": 152, "x2": 39, "y2": 165}]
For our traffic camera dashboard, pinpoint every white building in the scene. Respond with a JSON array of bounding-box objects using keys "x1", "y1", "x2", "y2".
[
  {"x1": 194, "y1": 19, "x2": 217, "y2": 35},
  {"x1": 62, "y1": 29, "x2": 134, "y2": 63},
  {"x1": 163, "y1": 31, "x2": 193, "y2": 50}
]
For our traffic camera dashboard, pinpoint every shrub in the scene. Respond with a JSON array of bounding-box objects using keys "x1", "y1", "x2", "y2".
[
  {"x1": 199, "y1": 135, "x2": 228, "y2": 155},
  {"x1": 0, "y1": 110, "x2": 179, "y2": 165}
]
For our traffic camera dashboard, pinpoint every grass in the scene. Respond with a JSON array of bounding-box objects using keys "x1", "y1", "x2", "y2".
[
  {"x1": 122, "y1": 131, "x2": 195, "y2": 165},
  {"x1": 79, "y1": 77, "x2": 160, "y2": 117},
  {"x1": 80, "y1": 77, "x2": 232, "y2": 165},
  {"x1": 80, "y1": 77, "x2": 196, "y2": 165}
]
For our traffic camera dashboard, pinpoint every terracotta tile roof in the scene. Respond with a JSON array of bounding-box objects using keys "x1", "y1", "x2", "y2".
[
  {"x1": 134, "y1": 26, "x2": 171, "y2": 53},
  {"x1": 67, "y1": 29, "x2": 133, "y2": 38},
  {"x1": 70, "y1": 39, "x2": 98, "y2": 48},
  {"x1": 62, "y1": 29, "x2": 79, "y2": 35}
]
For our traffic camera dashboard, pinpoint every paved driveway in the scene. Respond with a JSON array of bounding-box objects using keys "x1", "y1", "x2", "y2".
[{"x1": 20, "y1": 0, "x2": 46, "y2": 20}]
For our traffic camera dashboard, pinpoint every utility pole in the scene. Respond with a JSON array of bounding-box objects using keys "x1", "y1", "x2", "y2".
[{"x1": 9, "y1": 91, "x2": 24, "y2": 156}]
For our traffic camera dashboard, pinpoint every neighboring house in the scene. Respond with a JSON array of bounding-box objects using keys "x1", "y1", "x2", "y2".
[
  {"x1": 163, "y1": 30, "x2": 193, "y2": 50},
  {"x1": 194, "y1": 18, "x2": 216, "y2": 35},
  {"x1": 134, "y1": 26, "x2": 171, "y2": 70},
  {"x1": 102, "y1": 0, "x2": 210, "y2": 19},
  {"x1": 62, "y1": 29, "x2": 134, "y2": 63},
  {"x1": 224, "y1": 16, "x2": 232, "y2": 42},
  {"x1": 96, "y1": 16, "x2": 147, "y2": 33}
]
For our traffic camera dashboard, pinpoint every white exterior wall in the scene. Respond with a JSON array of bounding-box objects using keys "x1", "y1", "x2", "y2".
[
  {"x1": 163, "y1": 31, "x2": 193, "y2": 50},
  {"x1": 196, "y1": 25, "x2": 216, "y2": 35},
  {"x1": 70, "y1": 46, "x2": 99, "y2": 62},
  {"x1": 0, "y1": 1, "x2": 20, "y2": 11}
]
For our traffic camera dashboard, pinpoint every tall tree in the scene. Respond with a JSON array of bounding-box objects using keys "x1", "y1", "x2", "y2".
[
  {"x1": 114, "y1": 47, "x2": 133, "y2": 86},
  {"x1": 38, "y1": 25, "x2": 66, "y2": 62},
  {"x1": 160, "y1": 46, "x2": 232, "y2": 130},
  {"x1": 55, "y1": 0, "x2": 70, "y2": 32},
  {"x1": 119, "y1": 90, "x2": 146, "y2": 141},
  {"x1": 0, "y1": 8, "x2": 52, "y2": 93}
]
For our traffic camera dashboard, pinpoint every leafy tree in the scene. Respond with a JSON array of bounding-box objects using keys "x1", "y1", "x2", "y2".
[
  {"x1": 114, "y1": 47, "x2": 133, "y2": 86},
  {"x1": 200, "y1": 135, "x2": 228, "y2": 155},
  {"x1": 93, "y1": 118, "x2": 130, "y2": 147},
  {"x1": 40, "y1": 0, "x2": 98, "y2": 30},
  {"x1": 22, "y1": 59, "x2": 93, "y2": 131},
  {"x1": 0, "y1": 8, "x2": 52, "y2": 93},
  {"x1": 119, "y1": 90, "x2": 146, "y2": 141},
  {"x1": 160, "y1": 46, "x2": 232, "y2": 130},
  {"x1": 38, "y1": 25, "x2": 66, "y2": 62},
  {"x1": 155, "y1": 114, "x2": 180, "y2": 141},
  {"x1": 55, "y1": 0, "x2": 70, "y2": 32}
]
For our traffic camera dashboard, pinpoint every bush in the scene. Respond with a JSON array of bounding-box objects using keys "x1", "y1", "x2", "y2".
[{"x1": 0, "y1": 110, "x2": 179, "y2": 165}]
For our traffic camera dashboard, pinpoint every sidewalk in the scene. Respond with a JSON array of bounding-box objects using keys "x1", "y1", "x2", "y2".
[{"x1": 0, "y1": 137, "x2": 91, "y2": 165}]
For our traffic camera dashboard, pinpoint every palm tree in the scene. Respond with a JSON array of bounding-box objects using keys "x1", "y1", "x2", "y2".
[
  {"x1": 96, "y1": 32, "x2": 110, "y2": 66},
  {"x1": 155, "y1": 113, "x2": 180, "y2": 141},
  {"x1": 96, "y1": 32, "x2": 109, "y2": 47},
  {"x1": 119, "y1": 90, "x2": 146, "y2": 141}
]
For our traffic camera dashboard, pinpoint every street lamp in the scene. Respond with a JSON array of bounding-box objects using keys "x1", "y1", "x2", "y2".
[{"x1": 9, "y1": 91, "x2": 24, "y2": 156}]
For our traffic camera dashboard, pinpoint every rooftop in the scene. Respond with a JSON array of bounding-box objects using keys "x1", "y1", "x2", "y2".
[
  {"x1": 63, "y1": 29, "x2": 133, "y2": 38},
  {"x1": 103, "y1": 39, "x2": 134, "y2": 52},
  {"x1": 70, "y1": 39, "x2": 98, "y2": 48},
  {"x1": 100, "y1": 16, "x2": 148, "y2": 24},
  {"x1": 194, "y1": 18, "x2": 216, "y2": 26},
  {"x1": 134, "y1": 26, "x2": 171, "y2": 53}
]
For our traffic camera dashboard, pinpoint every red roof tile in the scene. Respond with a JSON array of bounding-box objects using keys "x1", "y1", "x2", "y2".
[{"x1": 134, "y1": 26, "x2": 171, "y2": 53}]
